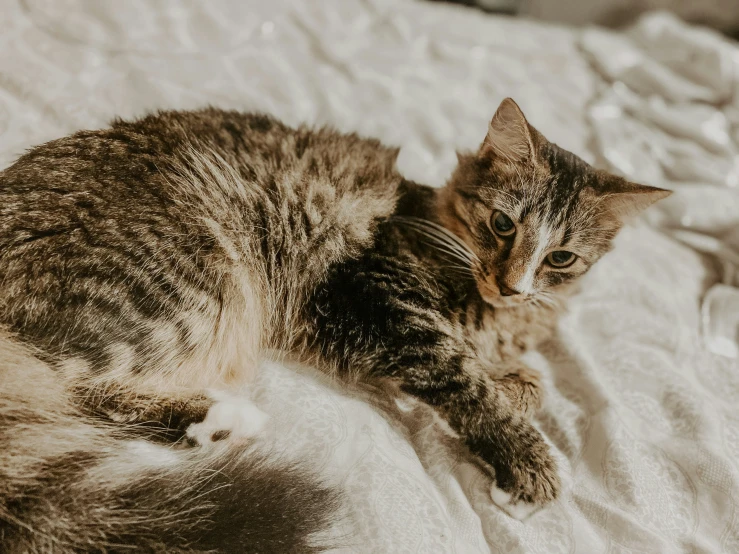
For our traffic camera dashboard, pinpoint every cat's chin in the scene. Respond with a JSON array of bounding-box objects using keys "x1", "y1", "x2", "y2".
[{"x1": 482, "y1": 294, "x2": 529, "y2": 309}]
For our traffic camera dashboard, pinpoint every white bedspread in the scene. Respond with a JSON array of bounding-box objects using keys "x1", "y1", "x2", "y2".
[{"x1": 1, "y1": 1, "x2": 737, "y2": 552}]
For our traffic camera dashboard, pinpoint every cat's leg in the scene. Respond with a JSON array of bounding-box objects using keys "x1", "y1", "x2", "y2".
[
  {"x1": 88, "y1": 389, "x2": 268, "y2": 446},
  {"x1": 308, "y1": 254, "x2": 559, "y2": 518},
  {"x1": 488, "y1": 361, "x2": 543, "y2": 419},
  {"x1": 61, "y1": 298, "x2": 269, "y2": 446},
  {"x1": 88, "y1": 391, "x2": 212, "y2": 442}
]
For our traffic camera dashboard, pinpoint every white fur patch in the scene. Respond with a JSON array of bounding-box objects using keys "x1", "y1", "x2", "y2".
[
  {"x1": 107, "y1": 342, "x2": 137, "y2": 374},
  {"x1": 56, "y1": 357, "x2": 92, "y2": 380},
  {"x1": 186, "y1": 390, "x2": 269, "y2": 446},
  {"x1": 147, "y1": 321, "x2": 180, "y2": 350},
  {"x1": 514, "y1": 223, "x2": 552, "y2": 294},
  {"x1": 126, "y1": 440, "x2": 181, "y2": 466},
  {"x1": 490, "y1": 484, "x2": 541, "y2": 520}
]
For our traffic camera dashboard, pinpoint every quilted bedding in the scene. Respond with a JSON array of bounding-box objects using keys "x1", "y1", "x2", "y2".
[{"x1": 1, "y1": 1, "x2": 738, "y2": 552}]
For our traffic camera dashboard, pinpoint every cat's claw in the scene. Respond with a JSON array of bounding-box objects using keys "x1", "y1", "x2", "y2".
[{"x1": 185, "y1": 390, "x2": 269, "y2": 446}]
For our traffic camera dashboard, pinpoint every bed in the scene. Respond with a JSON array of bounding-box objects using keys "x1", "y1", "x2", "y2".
[{"x1": 1, "y1": 0, "x2": 738, "y2": 552}]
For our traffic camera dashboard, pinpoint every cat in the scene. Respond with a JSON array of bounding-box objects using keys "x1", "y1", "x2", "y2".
[{"x1": 0, "y1": 98, "x2": 669, "y2": 551}]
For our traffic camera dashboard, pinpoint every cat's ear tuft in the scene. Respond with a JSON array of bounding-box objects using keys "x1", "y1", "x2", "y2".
[
  {"x1": 481, "y1": 98, "x2": 535, "y2": 163},
  {"x1": 599, "y1": 177, "x2": 672, "y2": 219}
]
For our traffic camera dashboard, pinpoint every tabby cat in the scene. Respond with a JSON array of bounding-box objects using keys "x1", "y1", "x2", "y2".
[{"x1": 0, "y1": 98, "x2": 668, "y2": 552}]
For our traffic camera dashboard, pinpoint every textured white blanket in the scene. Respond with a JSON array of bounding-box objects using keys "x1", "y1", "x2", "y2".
[{"x1": 1, "y1": 1, "x2": 737, "y2": 552}]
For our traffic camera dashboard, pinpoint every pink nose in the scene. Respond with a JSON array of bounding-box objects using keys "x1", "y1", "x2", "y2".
[{"x1": 496, "y1": 276, "x2": 521, "y2": 297}]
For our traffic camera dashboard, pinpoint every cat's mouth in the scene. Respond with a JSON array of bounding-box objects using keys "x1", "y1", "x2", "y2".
[{"x1": 476, "y1": 278, "x2": 531, "y2": 309}]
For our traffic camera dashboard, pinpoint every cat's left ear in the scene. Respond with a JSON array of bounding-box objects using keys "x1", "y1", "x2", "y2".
[
  {"x1": 598, "y1": 177, "x2": 672, "y2": 219},
  {"x1": 481, "y1": 98, "x2": 536, "y2": 163}
]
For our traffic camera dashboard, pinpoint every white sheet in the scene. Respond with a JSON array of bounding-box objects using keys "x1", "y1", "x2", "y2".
[
  {"x1": 1, "y1": 1, "x2": 737, "y2": 552},
  {"x1": 582, "y1": 12, "x2": 739, "y2": 362}
]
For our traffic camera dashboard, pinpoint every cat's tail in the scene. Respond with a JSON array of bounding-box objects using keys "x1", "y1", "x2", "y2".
[{"x1": 0, "y1": 332, "x2": 341, "y2": 553}]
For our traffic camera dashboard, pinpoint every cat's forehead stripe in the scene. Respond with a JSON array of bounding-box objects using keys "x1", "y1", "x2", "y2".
[{"x1": 514, "y1": 222, "x2": 552, "y2": 294}]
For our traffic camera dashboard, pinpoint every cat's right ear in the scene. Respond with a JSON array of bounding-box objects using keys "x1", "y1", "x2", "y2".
[
  {"x1": 598, "y1": 178, "x2": 672, "y2": 220},
  {"x1": 481, "y1": 98, "x2": 535, "y2": 163}
]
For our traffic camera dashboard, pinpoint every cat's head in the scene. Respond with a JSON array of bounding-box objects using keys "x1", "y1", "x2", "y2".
[{"x1": 438, "y1": 98, "x2": 670, "y2": 308}]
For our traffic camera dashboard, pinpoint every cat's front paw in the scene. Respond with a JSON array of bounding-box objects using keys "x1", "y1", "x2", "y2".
[
  {"x1": 490, "y1": 460, "x2": 559, "y2": 520},
  {"x1": 498, "y1": 365, "x2": 543, "y2": 418},
  {"x1": 185, "y1": 390, "x2": 269, "y2": 447},
  {"x1": 490, "y1": 433, "x2": 559, "y2": 520},
  {"x1": 472, "y1": 420, "x2": 559, "y2": 519}
]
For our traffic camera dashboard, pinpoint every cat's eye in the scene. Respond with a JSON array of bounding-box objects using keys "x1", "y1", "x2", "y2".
[
  {"x1": 491, "y1": 211, "x2": 515, "y2": 237},
  {"x1": 546, "y1": 251, "x2": 577, "y2": 268}
]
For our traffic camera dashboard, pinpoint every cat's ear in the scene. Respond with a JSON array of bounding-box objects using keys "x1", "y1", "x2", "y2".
[
  {"x1": 481, "y1": 98, "x2": 536, "y2": 163},
  {"x1": 598, "y1": 177, "x2": 672, "y2": 219}
]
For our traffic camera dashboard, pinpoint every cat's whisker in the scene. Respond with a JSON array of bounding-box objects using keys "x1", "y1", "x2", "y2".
[
  {"x1": 531, "y1": 291, "x2": 560, "y2": 309},
  {"x1": 396, "y1": 220, "x2": 471, "y2": 257},
  {"x1": 422, "y1": 241, "x2": 476, "y2": 268},
  {"x1": 393, "y1": 216, "x2": 480, "y2": 266},
  {"x1": 397, "y1": 220, "x2": 474, "y2": 259},
  {"x1": 402, "y1": 231, "x2": 476, "y2": 268},
  {"x1": 441, "y1": 263, "x2": 474, "y2": 276}
]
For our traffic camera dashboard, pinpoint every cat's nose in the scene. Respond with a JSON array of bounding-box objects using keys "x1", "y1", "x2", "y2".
[{"x1": 496, "y1": 276, "x2": 521, "y2": 297}]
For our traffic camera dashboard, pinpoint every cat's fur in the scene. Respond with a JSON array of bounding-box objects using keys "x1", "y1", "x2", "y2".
[
  {"x1": 0, "y1": 99, "x2": 668, "y2": 551},
  {"x1": 0, "y1": 331, "x2": 338, "y2": 553}
]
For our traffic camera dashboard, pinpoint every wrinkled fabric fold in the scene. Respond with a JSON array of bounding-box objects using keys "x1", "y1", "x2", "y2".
[{"x1": 583, "y1": 11, "x2": 739, "y2": 360}]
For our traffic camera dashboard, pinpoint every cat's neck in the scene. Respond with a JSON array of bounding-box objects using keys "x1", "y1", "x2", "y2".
[{"x1": 393, "y1": 179, "x2": 441, "y2": 221}]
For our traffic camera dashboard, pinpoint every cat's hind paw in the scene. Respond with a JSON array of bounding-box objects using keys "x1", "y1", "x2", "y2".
[{"x1": 185, "y1": 390, "x2": 269, "y2": 447}]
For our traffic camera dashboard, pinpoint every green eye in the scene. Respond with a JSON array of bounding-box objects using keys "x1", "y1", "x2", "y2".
[
  {"x1": 491, "y1": 211, "x2": 515, "y2": 237},
  {"x1": 547, "y1": 251, "x2": 577, "y2": 268}
]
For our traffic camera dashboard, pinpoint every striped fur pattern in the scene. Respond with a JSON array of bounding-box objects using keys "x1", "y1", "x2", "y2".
[
  {"x1": 0, "y1": 331, "x2": 339, "y2": 553},
  {"x1": 0, "y1": 99, "x2": 669, "y2": 548}
]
